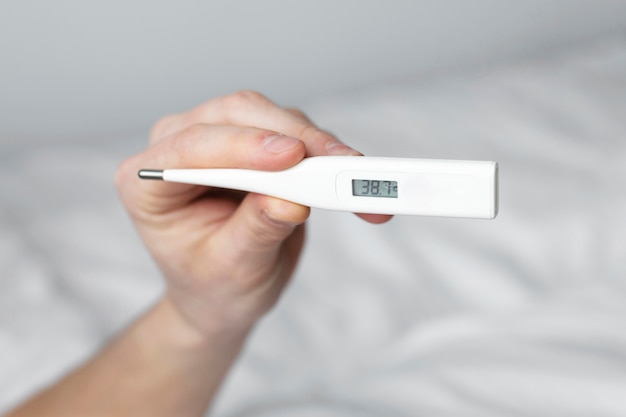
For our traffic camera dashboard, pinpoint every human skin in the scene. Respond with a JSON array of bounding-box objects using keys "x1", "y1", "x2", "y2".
[{"x1": 7, "y1": 91, "x2": 391, "y2": 417}]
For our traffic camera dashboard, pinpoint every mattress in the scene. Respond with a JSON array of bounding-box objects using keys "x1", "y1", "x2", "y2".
[{"x1": 1, "y1": 36, "x2": 625, "y2": 416}]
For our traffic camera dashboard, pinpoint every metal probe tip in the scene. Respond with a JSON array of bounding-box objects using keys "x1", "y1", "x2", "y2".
[{"x1": 138, "y1": 169, "x2": 164, "y2": 180}]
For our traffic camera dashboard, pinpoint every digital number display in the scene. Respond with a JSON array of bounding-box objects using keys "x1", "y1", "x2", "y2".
[{"x1": 352, "y1": 179, "x2": 398, "y2": 198}]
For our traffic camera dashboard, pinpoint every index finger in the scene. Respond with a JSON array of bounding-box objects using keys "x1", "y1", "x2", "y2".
[
  {"x1": 148, "y1": 91, "x2": 392, "y2": 224},
  {"x1": 151, "y1": 91, "x2": 359, "y2": 157},
  {"x1": 116, "y1": 124, "x2": 306, "y2": 217}
]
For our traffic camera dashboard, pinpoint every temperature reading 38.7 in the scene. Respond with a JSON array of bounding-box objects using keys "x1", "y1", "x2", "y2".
[{"x1": 352, "y1": 179, "x2": 398, "y2": 198}]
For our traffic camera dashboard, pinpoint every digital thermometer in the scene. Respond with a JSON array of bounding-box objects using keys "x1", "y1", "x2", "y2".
[{"x1": 138, "y1": 156, "x2": 498, "y2": 219}]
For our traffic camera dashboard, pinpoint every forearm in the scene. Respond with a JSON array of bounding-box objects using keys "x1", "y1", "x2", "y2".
[{"x1": 8, "y1": 295, "x2": 250, "y2": 417}]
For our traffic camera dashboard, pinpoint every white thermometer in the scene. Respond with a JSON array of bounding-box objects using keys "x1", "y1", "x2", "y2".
[{"x1": 138, "y1": 156, "x2": 498, "y2": 219}]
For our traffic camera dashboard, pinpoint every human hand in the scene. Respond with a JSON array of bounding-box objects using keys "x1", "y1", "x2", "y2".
[
  {"x1": 8, "y1": 93, "x2": 392, "y2": 417},
  {"x1": 115, "y1": 91, "x2": 391, "y2": 339}
]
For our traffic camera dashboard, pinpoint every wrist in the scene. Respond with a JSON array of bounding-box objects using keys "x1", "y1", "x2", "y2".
[{"x1": 146, "y1": 294, "x2": 254, "y2": 353}]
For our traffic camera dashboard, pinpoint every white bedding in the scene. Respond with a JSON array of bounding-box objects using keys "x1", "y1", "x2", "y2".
[{"x1": 1, "y1": 37, "x2": 625, "y2": 416}]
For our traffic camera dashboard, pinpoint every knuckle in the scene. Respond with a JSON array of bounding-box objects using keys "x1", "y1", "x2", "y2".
[
  {"x1": 150, "y1": 113, "x2": 182, "y2": 144},
  {"x1": 296, "y1": 123, "x2": 331, "y2": 143},
  {"x1": 286, "y1": 107, "x2": 309, "y2": 121},
  {"x1": 248, "y1": 215, "x2": 290, "y2": 246},
  {"x1": 221, "y1": 90, "x2": 269, "y2": 108},
  {"x1": 169, "y1": 124, "x2": 207, "y2": 159},
  {"x1": 175, "y1": 123, "x2": 206, "y2": 147}
]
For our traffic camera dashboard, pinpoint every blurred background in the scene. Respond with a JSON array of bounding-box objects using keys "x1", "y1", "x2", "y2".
[
  {"x1": 1, "y1": 1, "x2": 626, "y2": 416},
  {"x1": 1, "y1": 0, "x2": 625, "y2": 141}
]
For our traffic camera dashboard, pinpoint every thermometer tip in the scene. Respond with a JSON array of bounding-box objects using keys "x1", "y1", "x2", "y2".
[{"x1": 138, "y1": 169, "x2": 164, "y2": 180}]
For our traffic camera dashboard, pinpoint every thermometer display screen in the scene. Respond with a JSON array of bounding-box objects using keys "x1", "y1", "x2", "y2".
[{"x1": 352, "y1": 179, "x2": 398, "y2": 198}]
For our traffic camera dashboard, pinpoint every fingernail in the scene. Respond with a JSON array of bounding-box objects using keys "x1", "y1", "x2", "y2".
[
  {"x1": 263, "y1": 135, "x2": 301, "y2": 154},
  {"x1": 326, "y1": 142, "x2": 362, "y2": 156}
]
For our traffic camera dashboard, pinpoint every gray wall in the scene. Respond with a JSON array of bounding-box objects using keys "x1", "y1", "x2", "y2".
[{"x1": 1, "y1": 0, "x2": 625, "y2": 141}]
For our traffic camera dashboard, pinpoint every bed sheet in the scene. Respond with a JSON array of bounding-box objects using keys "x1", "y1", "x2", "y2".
[{"x1": 1, "y1": 37, "x2": 625, "y2": 415}]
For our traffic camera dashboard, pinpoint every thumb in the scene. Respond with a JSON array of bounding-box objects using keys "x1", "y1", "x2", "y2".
[{"x1": 215, "y1": 192, "x2": 310, "y2": 273}]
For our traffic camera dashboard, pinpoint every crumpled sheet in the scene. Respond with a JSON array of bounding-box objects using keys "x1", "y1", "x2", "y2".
[{"x1": 1, "y1": 37, "x2": 625, "y2": 416}]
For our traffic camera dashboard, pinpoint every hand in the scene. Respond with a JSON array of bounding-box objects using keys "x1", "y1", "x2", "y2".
[
  {"x1": 7, "y1": 92, "x2": 392, "y2": 417},
  {"x1": 115, "y1": 91, "x2": 392, "y2": 339}
]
